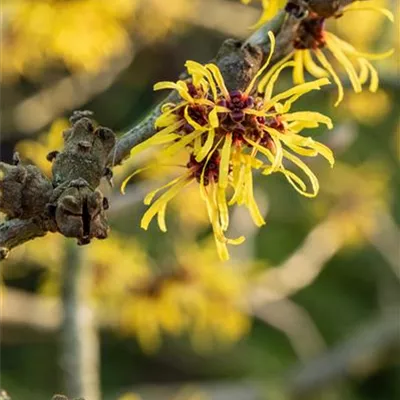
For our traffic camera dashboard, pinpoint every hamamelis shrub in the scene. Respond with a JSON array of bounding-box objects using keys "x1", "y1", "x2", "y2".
[{"x1": 122, "y1": 33, "x2": 334, "y2": 260}]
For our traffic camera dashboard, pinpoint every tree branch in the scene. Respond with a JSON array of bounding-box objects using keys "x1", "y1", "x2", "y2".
[{"x1": 0, "y1": 218, "x2": 48, "y2": 258}]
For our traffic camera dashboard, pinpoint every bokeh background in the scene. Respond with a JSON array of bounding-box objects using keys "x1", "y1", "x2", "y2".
[{"x1": 1, "y1": 0, "x2": 399, "y2": 399}]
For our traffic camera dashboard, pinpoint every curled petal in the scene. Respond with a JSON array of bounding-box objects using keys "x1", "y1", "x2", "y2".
[
  {"x1": 282, "y1": 111, "x2": 333, "y2": 129},
  {"x1": 219, "y1": 133, "x2": 233, "y2": 189},
  {"x1": 141, "y1": 176, "x2": 192, "y2": 230},
  {"x1": 314, "y1": 49, "x2": 344, "y2": 106}
]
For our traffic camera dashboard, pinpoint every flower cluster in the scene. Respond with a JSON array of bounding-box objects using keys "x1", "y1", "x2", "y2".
[
  {"x1": 122, "y1": 33, "x2": 334, "y2": 260},
  {"x1": 255, "y1": 0, "x2": 394, "y2": 105}
]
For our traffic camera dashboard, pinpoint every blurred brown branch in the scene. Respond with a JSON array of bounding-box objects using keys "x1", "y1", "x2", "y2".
[
  {"x1": 2, "y1": 286, "x2": 398, "y2": 398},
  {"x1": 60, "y1": 242, "x2": 100, "y2": 400},
  {"x1": 0, "y1": 218, "x2": 48, "y2": 260},
  {"x1": 1, "y1": 52, "x2": 135, "y2": 138},
  {"x1": 287, "y1": 309, "x2": 400, "y2": 398}
]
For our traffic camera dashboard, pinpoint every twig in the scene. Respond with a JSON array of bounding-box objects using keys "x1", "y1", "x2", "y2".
[{"x1": 0, "y1": 218, "x2": 48, "y2": 258}]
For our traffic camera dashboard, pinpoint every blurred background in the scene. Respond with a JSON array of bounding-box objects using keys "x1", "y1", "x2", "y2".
[{"x1": 0, "y1": 0, "x2": 399, "y2": 399}]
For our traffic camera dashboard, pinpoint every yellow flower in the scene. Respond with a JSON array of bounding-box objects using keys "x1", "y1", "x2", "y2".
[
  {"x1": 312, "y1": 162, "x2": 391, "y2": 246},
  {"x1": 2, "y1": 0, "x2": 136, "y2": 78},
  {"x1": 340, "y1": 89, "x2": 392, "y2": 125},
  {"x1": 264, "y1": 1, "x2": 394, "y2": 106},
  {"x1": 241, "y1": 0, "x2": 286, "y2": 27},
  {"x1": 119, "y1": 240, "x2": 250, "y2": 353},
  {"x1": 122, "y1": 32, "x2": 334, "y2": 260}
]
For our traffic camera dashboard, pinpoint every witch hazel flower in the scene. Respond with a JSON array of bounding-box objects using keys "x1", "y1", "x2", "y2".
[
  {"x1": 257, "y1": 0, "x2": 394, "y2": 106},
  {"x1": 122, "y1": 32, "x2": 334, "y2": 260}
]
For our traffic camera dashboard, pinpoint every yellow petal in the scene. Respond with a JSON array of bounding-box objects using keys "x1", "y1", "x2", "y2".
[
  {"x1": 245, "y1": 31, "x2": 276, "y2": 96},
  {"x1": 358, "y1": 58, "x2": 369, "y2": 85},
  {"x1": 157, "y1": 203, "x2": 167, "y2": 232},
  {"x1": 206, "y1": 63, "x2": 230, "y2": 99},
  {"x1": 303, "y1": 50, "x2": 329, "y2": 78},
  {"x1": 121, "y1": 165, "x2": 157, "y2": 195},
  {"x1": 293, "y1": 50, "x2": 305, "y2": 84},
  {"x1": 258, "y1": 52, "x2": 293, "y2": 93},
  {"x1": 325, "y1": 33, "x2": 362, "y2": 93},
  {"x1": 264, "y1": 78, "x2": 330, "y2": 110},
  {"x1": 208, "y1": 107, "x2": 219, "y2": 128},
  {"x1": 160, "y1": 129, "x2": 204, "y2": 159},
  {"x1": 141, "y1": 176, "x2": 191, "y2": 230},
  {"x1": 217, "y1": 186, "x2": 229, "y2": 231},
  {"x1": 219, "y1": 134, "x2": 232, "y2": 189},
  {"x1": 282, "y1": 150, "x2": 319, "y2": 197},
  {"x1": 195, "y1": 128, "x2": 215, "y2": 162},
  {"x1": 244, "y1": 164, "x2": 265, "y2": 227},
  {"x1": 282, "y1": 111, "x2": 333, "y2": 129},
  {"x1": 244, "y1": 136, "x2": 275, "y2": 167},
  {"x1": 144, "y1": 175, "x2": 188, "y2": 205},
  {"x1": 186, "y1": 60, "x2": 218, "y2": 100},
  {"x1": 314, "y1": 49, "x2": 344, "y2": 106},
  {"x1": 129, "y1": 129, "x2": 182, "y2": 160},
  {"x1": 184, "y1": 105, "x2": 207, "y2": 131},
  {"x1": 154, "y1": 81, "x2": 179, "y2": 91},
  {"x1": 229, "y1": 164, "x2": 246, "y2": 205},
  {"x1": 359, "y1": 58, "x2": 379, "y2": 92},
  {"x1": 262, "y1": 60, "x2": 295, "y2": 102}
]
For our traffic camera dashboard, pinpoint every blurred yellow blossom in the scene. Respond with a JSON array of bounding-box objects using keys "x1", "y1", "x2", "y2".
[
  {"x1": 333, "y1": 0, "x2": 390, "y2": 50},
  {"x1": 2, "y1": 0, "x2": 191, "y2": 81},
  {"x1": 2, "y1": 0, "x2": 137, "y2": 79},
  {"x1": 5, "y1": 232, "x2": 251, "y2": 353},
  {"x1": 340, "y1": 89, "x2": 392, "y2": 125},
  {"x1": 117, "y1": 240, "x2": 251, "y2": 353},
  {"x1": 2, "y1": 234, "x2": 64, "y2": 279},
  {"x1": 118, "y1": 394, "x2": 142, "y2": 400},
  {"x1": 15, "y1": 118, "x2": 69, "y2": 177},
  {"x1": 313, "y1": 161, "x2": 391, "y2": 246}
]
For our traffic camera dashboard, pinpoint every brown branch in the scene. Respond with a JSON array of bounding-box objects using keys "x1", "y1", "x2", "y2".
[{"x1": 0, "y1": 218, "x2": 48, "y2": 258}]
